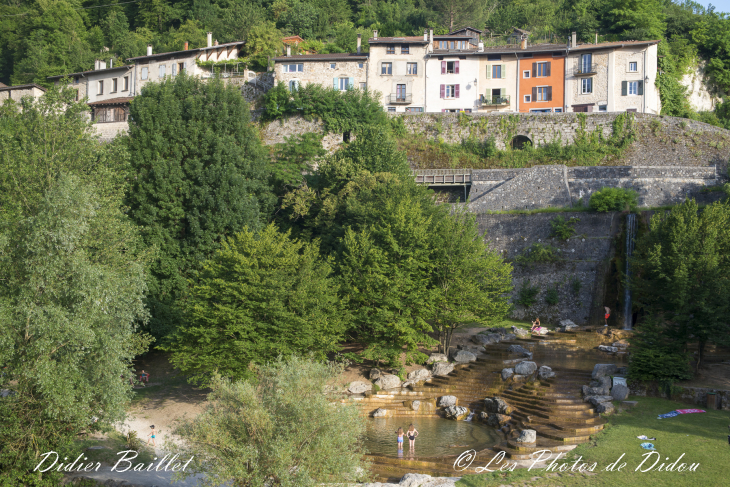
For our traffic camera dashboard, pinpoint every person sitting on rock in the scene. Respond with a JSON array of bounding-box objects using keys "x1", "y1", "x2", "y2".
[{"x1": 531, "y1": 318, "x2": 548, "y2": 335}]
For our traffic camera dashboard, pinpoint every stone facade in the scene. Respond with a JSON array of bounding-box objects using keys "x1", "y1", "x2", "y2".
[
  {"x1": 258, "y1": 116, "x2": 345, "y2": 154},
  {"x1": 94, "y1": 121, "x2": 129, "y2": 142},
  {"x1": 274, "y1": 54, "x2": 367, "y2": 93},
  {"x1": 367, "y1": 36, "x2": 429, "y2": 113},
  {"x1": 0, "y1": 84, "x2": 45, "y2": 103}
]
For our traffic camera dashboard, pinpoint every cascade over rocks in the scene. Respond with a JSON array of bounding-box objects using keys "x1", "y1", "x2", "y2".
[
  {"x1": 432, "y1": 362, "x2": 454, "y2": 376},
  {"x1": 444, "y1": 405, "x2": 469, "y2": 420}
]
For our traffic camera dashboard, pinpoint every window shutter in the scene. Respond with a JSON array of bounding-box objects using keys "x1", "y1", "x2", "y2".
[
  {"x1": 172, "y1": 63, "x2": 177, "y2": 75},
  {"x1": 532, "y1": 86, "x2": 537, "y2": 100},
  {"x1": 532, "y1": 62, "x2": 537, "y2": 77},
  {"x1": 455, "y1": 61, "x2": 460, "y2": 74},
  {"x1": 348, "y1": 77, "x2": 354, "y2": 89},
  {"x1": 547, "y1": 86, "x2": 553, "y2": 101},
  {"x1": 546, "y1": 62, "x2": 551, "y2": 76},
  {"x1": 184, "y1": 61, "x2": 188, "y2": 72},
  {"x1": 501, "y1": 64, "x2": 506, "y2": 78},
  {"x1": 333, "y1": 78, "x2": 338, "y2": 89},
  {"x1": 455, "y1": 84, "x2": 460, "y2": 98},
  {"x1": 621, "y1": 81, "x2": 627, "y2": 96},
  {"x1": 638, "y1": 80, "x2": 644, "y2": 95},
  {"x1": 441, "y1": 61, "x2": 446, "y2": 74},
  {"x1": 486, "y1": 65, "x2": 491, "y2": 79},
  {"x1": 440, "y1": 84, "x2": 445, "y2": 98},
  {"x1": 500, "y1": 88, "x2": 506, "y2": 97}
]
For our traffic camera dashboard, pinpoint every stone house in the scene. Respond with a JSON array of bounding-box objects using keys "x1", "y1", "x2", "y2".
[
  {"x1": 0, "y1": 83, "x2": 46, "y2": 104},
  {"x1": 565, "y1": 36, "x2": 660, "y2": 114},
  {"x1": 273, "y1": 46, "x2": 368, "y2": 94}
]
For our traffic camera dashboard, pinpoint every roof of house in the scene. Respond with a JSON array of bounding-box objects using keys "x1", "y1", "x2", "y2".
[
  {"x1": 511, "y1": 27, "x2": 531, "y2": 35},
  {"x1": 0, "y1": 83, "x2": 47, "y2": 92},
  {"x1": 125, "y1": 41, "x2": 245, "y2": 62},
  {"x1": 570, "y1": 40, "x2": 660, "y2": 51},
  {"x1": 369, "y1": 36, "x2": 429, "y2": 45},
  {"x1": 273, "y1": 53, "x2": 368, "y2": 62},
  {"x1": 282, "y1": 36, "x2": 305, "y2": 45},
  {"x1": 47, "y1": 65, "x2": 134, "y2": 80},
  {"x1": 87, "y1": 96, "x2": 134, "y2": 106},
  {"x1": 0, "y1": 82, "x2": 7, "y2": 88},
  {"x1": 430, "y1": 43, "x2": 568, "y2": 56},
  {"x1": 448, "y1": 27, "x2": 486, "y2": 35}
]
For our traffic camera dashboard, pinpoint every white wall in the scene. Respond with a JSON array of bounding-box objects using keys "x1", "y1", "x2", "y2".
[
  {"x1": 478, "y1": 55, "x2": 518, "y2": 113},
  {"x1": 426, "y1": 57, "x2": 480, "y2": 112}
]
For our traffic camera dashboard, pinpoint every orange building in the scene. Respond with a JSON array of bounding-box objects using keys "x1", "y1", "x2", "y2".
[{"x1": 517, "y1": 51, "x2": 565, "y2": 113}]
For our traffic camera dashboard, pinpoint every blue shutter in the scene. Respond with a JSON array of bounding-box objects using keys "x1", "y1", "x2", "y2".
[
  {"x1": 333, "y1": 78, "x2": 338, "y2": 89},
  {"x1": 349, "y1": 77, "x2": 354, "y2": 89}
]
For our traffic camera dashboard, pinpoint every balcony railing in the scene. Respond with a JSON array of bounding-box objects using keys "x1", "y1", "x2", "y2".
[
  {"x1": 574, "y1": 64, "x2": 598, "y2": 76},
  {"x1": 389, "y1": 94, "x2": 412, "y2": 104},
  {"x1": 481, "y1": 95, "x2": 510, "y2": 106}
]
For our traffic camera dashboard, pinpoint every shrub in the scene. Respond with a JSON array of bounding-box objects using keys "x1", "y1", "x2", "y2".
[
  {"x1": 515, "y1": 280, "x2": 540, "y2": 307},
  {"x1": 549, "y1": 215, "x2": 579, "y2": 240},
  {"x1": 589, "y1": 187, "x2": 639, "y2": 212},
  {"x1": 570, "y1": 277, "x2": 582, "y2": 295},
  {"x1": 515, "y1": 243, "x2": 561, "y2": 264},
  {"x1": 627, "y1": 348, "x2": 693, "y2": 382},
  {"x1": 544, "y1": 286, "x2": 559, "y2": 305}
]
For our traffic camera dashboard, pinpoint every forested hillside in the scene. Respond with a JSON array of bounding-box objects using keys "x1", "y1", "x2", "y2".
[{"x1": 2, "y1": 1, "x2": 730, "y2": 121}]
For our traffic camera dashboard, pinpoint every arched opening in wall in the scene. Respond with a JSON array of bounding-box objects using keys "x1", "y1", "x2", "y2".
[
  {"x1": 511, "y1": 135, "x2": 532, "y2": 150},
  {"x1": 343, "y1": 131, "x2": 351, "y2": 142}
]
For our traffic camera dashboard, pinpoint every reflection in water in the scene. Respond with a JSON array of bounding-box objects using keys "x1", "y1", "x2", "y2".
[{"x1": 364, "y1": 417, "x2": 500, "y2": 457}]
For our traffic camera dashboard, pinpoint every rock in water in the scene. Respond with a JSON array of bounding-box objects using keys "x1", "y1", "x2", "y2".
[
  {"x1": 592, "y1": 364, "x2": 618, "y2": 379},
  {"x1": 426, "y1": 353, "x2": 449, "y2": 364},
  {"x1": 514, "y1": 429, "x2": 537, "y2": 443},
  {"x1": 507, "y1": 344, "x2": 531, "y2": 356},
  {"x1": 515, "y1": 361, "x2": 537, "y2": 375},
  {"x1": 432, "y1": 362, "x2": 454, "y2": 377},
  {"x1": 558, "y1": 319, "x2": 578, "y2": 331},
  {"x1": 373, "y1": 408, "x2": 388, "y2": 417},
  {"x1": 598, "y1": 345, "x2": 619, "y2": 353},
  {"x1": 374, "y1": 374, "x2": 401, "y2": 390},
  {"x1": 451, "y1": 350, "x2": 477, "y2": 363},
  {"x1": 501, "y1": 368, "x2": 515, "y2": 380},
  {"x1": 348, "y1": 381, "x2": 372, "y2": 394},
  {"x1": 444, "y1": 405, "x2": 469, "y2": 420},
  {"x1": 407, "y1": 368, "x2": 431, "y2": 381},
  {"x1": 538, "y1": 366, "x2": 555, "y2": 380},
  {"x1": 611, "y1": 384, "x2": 629, "y2": 401},
  {"x1": 484, "y1": 397, "x2": 512, "y2": 415},
  {"x1": 437, "y1": 395, "x2": 457, "y2": 407}
]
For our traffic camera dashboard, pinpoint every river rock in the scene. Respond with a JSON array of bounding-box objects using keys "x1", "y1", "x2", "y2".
[
  {"x1": 451, "y1": 350, "x2": 477, "y2": 363},
  {"x1": 515, "y1": 361, "x2": 537, "y2": 375},
  {"x1": 559, "y1": 319, "x2": 578, "y2": 331},
  {"x1": 538, "y1": 366, "x2": 555, "y2": 380},
  {"x1": 596, "y1": 401, "x2": 616, "y2": 414},
  {"x1": 598, "y1": 345, "x2": 619, "y2": 353},
  {"x1": 586, "y1": 395, "x2": 615, "y2": 406},
  {"x1": 484, "y1": 396, "x2": 512, "y2": 415},
  {"x1": 485, "y1": 413, "x2": 511, "y2": 428},
  {"x1": 503, "y1": 333, "x2": 517, "y2": 341},
  {"x1": 399, "y1": 473, "x2": 434, "y2": 487},
  {"x1": 438, "y1": 395, "x2": 458, "y2": 407},
  {"x1": 444, "y1": 405, "x2": 469, "y2": 420},
  {"x1": 613, "y1": 340, "x2": 629, "y2": 349},
  {"x1": 373, "y1": 408, "x2": 388, "y2": 417},
  {"x1": 369, "y1": 368, "x2": 382, "y2": 380},
  {"x1": 592, "y1": 364, "x2": 618, "y2": 379},
  {"x1": 411, "y1": 400, "x2": 421, "y2": 411},
  {"x1": 426, "y1": 353, "x2": 449, "y2": 364},
  {"x1": 458, "y1": 344, "x2": 486, "y2": 353},
  {"x1": 501, "y1": 368, "x2": 514, "y2": 380},
  {"x1": 611, "y1": 384, "x2": 630, "y2": 401},
  {"x1": 407, "y1": 369, "x2": 431, "y2": 382},
  {"x1": 348, "y1": 381, "x2": 372, "y2": 394},
  {"x1": 507, "y1": 344, "x2": 532, "y2": 357},
  {"x1": 512, "y1": 374, "x2": 527, "y2": 382},
  {"x1": 374, "y1": 374, "x2": 401, "y2": 390},
  {"x1": 512, "y1": 326, "x2": 530, "y2": 338},
  {"x1": 432, "y1": 362, "x2": 455, "y2": 376},
  {"x1": 514, "y1": 429, "x2": 537, "y2": 443}
]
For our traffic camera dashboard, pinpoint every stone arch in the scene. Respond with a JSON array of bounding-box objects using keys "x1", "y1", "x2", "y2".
[{"x1": 511, "y1": 135, "x2": 532, "y2": 150}]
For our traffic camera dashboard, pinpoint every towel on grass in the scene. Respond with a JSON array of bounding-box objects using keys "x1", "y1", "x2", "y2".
[
  {"x1": 641, "y1": 443, "x2": 656, "y2": 450},
  {"x1": 657, "y1": 411, "x2": 680, "y2": 419},
  {"x1": 676, "y1": 409, "x2": 705, "y2": 414},
  {"x1": 637, "y1": 435, "x2": 657, "y2": 440}
]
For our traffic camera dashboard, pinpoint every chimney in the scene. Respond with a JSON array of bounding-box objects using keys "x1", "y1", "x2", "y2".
[
  {"x1": 423, "y1": 30, "x2": 427, "y2": 42},
  {"x1": 184, "y1": 41, "x2": 189, "y2": 51},
  {"x1": 373, "y1": 30, "x2": 378, "y2": 40},
  {"x1": 595, "y1": 32, "x2": 598, "y2": 44},
  {"x1": 572, "y1": 31, "x2": 577, "y2": 48},
  {"x1": 520, "y1": 37, "x2": 527, "y2": 50},
  {"x1": 357, "y1": 34, "x2": 362, "y2": 54},
  {"x1": 147, "y1": 44, "x2": 152, "y2": 56},
  {"x1": 429, "y1": 29, "x2": 434, "y2": 52},
  {"x1": 214, "y1": 39, "x2": 219, "y2": 46},
  {"x1": 286, "y1": 44, "x2": 291, "y2": 57},
  {"x1": 94, "y1": 59, "x2": 100, "y2": 70},
  {"x1": 109, "y1": 58, "x2": 113, "y2": 68},
  {"x1": 207, "y1": 32, "x2": 213, "y2": 48},
  {"x1": 478, "y1": 42, "x2": 484, "y2": 52}
]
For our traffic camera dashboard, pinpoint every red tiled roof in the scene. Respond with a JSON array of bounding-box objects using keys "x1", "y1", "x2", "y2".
[{"x1": 282, "y1": 36, "x2": 305, "y2": 45}]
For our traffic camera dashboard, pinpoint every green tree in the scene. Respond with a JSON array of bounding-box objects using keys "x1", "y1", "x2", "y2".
[
  {"x1": 168, "y1": 357, "x2": 370, "y2": 487},
  {"x1": 0, "y1": 175, "x2": 152, "y2": 484},
  {"x1": 631, "y1": 199, "x2": 730, "y2": 372},
  {"x1": 431, "y1": 206, "x2": 513, "y2": 354},
  {"x1": 165, "y1": 225, "x2": 347, "y2": 385},
  {"x1": 431, "y1": 0, "x2": 485, "y2": 31},
  {"x1": 604, "y1": 0, "x2": 666, "y2": 40},
  {"x1": 126, "y1": 73, "x2": 275, "y2": 340},
  {"x1": 271, "y1": 132, "x2": 326, "y2": 197}
]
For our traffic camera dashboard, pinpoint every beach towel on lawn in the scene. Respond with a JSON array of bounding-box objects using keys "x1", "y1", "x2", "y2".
[
  {"x1": 676, "y1": 409, "x2": 705, "y2": 414},
  {"x1": 657, "y1": 411, "x2": 681, "y2": 419},
  {"x1": 641, "y1": 443, "x2": 656, "y2": 450}
]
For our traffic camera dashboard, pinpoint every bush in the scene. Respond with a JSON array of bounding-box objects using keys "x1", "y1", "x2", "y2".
[
  {"x1": 544, "y1": 286, "x2": 559, "y2": 306},
  {"x1": 549, "y1": 215, "x2": 579, "y2": 240},
  {"x1": 627, "y1": 348, "x2": 693, "y2": 383},
  {"x1": 515, "y1": 280, "x2": 540, "y2": 307},
  {"x1": 589, "y1": 187, "x2": 639, "y2": 212},
  {"x1": 515, "y1": 243, "x2": 561, "y2": 264},
  {"x1": 570, "y1": 277, "x2": 582, "y2": 295}
]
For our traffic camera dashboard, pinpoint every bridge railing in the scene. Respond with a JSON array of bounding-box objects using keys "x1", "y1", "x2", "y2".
[{"x1": 413, "y1": 169, "x2": 472, "y2": 185}]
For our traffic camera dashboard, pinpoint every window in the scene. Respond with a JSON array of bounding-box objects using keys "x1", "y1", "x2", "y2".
[
  {"x1": 283, "y1": 64, "x2": 303, "y2": 73},
  {"x1": 627, "y1": 108, "x2": 638, "y2": 113},
  {"x1": 179, "y1": 62, "x2": 185, "y2": 73},
  {"x1": 358, "y1": 63, "x2": 364, "y2": 69},
  {"x1": 487, "y1": 54, "x2": 501, "y2": 61},
  {"x1": 537, "y1": 86, "x2": 549, "y2": 101},
  {"x1": 141, "y1": 67, "x2": 148, "y2": 80},
  {"x1": 441, "y1": 61, "x2": 458, "y2": 74},
  {"x1": 98, "y1": 80, "x2": 104, "y2": 95},
  {"x1": 386, "y1": 45, "x2": 395, "y2": 54},
  {"x1": 523, "y1": 70, "x2": 530, "y2": 79},
  {"x1": 401, "y1": 45, "x2": 409, "y2": 54},
  {"x1": 396, "y1": 84, "x2": 407, "y2": 102},
  {"x1": 581, "y1": 53, "x2": 592, "y2": 73},
  {"x1": 524, "y1": 94, "x2": 531, "y2": 103},
  {"x1": 521, "y1": 53, "x2": 533, "y2": 58},
  {"x1": 629, "y1": 62, "x2": 638, "y2": 72},
  {"x1": 360, "y1": 82, "x2": 367, "y2": 90},
  {"x1": 330, "y1": 63, "x2": 337, "y2": 69},
  {"x1": 289, "y1": 80, "x2": 300, "y2": 92},
  {"x1": 172, "y1": 63, "x2": 177, "y2": 76},
  {"x1": 159, "y1": 65, "x2": 166, "y2": 78},
  {"x1": 492, "y1": 65, "x2": 501, "y2": 79},
  {"x1": 439, "y1": 41, "x2": 447, "y2": 49},
  {"x1": 122, "y1": 76, "x2": 129, "y2": 91},
  {"x1": 441, "y1": 84, "x2": 459, "y2": 99},
  {"x1": 338, "y1": 78, "x2": 349, "y2": 91},
  {"x1": 599, "y1": 105, "x2": 607, "y2": 112},
  {"x1": 622, "y1": 80, "x2": 643, "y2": 96},
  {"x1": 406, "y1": 107, "x2": 423, "y2": 113},
  {"x1": 388, "y1": 107, "x2": 396, "y2": 112},
  {"x1": 407, "y1": 62, "x2": 417, "y2": 75},
  {"x1": 554, "y1": 108, "x2": 563, "y2": 113},
  {"x1": 110, "y1": 78, "x2": 117, "y2": 92},
  {"x1": 74, "y1": 89, "x2": 79, "y2": 101},
  {"x1": 381, "y1": 62, "x2": 392, "y2": 75},
  {"x1": 536, "y1": 62, "x2": 549, "y2": 77},
  {"x1": 74, "y1": 77, "x2": 79, "y2": 85},
  {"x1": 628, "y1": 81, "x2": 638, "y2": 95},
  {"x1": 581, "y1": 77, "x2": 592, "y2": 94}
]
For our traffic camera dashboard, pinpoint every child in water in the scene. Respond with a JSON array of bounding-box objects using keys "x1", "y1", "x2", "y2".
[
  {"x1": 407, "y1": 424, "x2": 419, "y2": 450},
  {"x1": 396, "y1": 427, "x2": 404, "y2": 450}
]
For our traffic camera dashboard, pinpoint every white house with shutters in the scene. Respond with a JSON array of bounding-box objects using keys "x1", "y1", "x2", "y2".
[{"x1": 424, "y1": 47, "x2": 481, "y2": 112}]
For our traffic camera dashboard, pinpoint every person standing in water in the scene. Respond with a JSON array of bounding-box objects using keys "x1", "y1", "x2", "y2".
[
  {"x1": 147, "y1": 425, "x2": 156, "y2": 446},
  {"x1": 396, "y1": 427, "x2": 404, "y2": 450},
  {"x1": 604, "y1": 307, "x2": 611, "y2": 326},
  {"x1": 407, "y1": 424, "x2": 419, "y2": 450}
]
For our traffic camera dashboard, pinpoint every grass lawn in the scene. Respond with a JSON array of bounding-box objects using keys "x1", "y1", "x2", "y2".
[
  {"x1": 72, "y1": 430, "x2": 156, "y2": 466},
  {"x1": 454, "y1": 318, "x2": 533, "y2": 333},
  {"x1": 457, "y1": 396, "x2": 730, "y2": 487}
]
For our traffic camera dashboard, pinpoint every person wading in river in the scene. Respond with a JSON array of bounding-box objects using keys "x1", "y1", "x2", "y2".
[{"x1": 407, "y1": 424, "x2": 419, "y2": 450}]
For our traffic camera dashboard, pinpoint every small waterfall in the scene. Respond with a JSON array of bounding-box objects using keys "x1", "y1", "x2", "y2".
[
  {"x1": 464, "y1": 411, "x2": 475, "y2": 422},
  {"x1": 624, "y1": 213, "x2": 637, "y2": 330}
]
